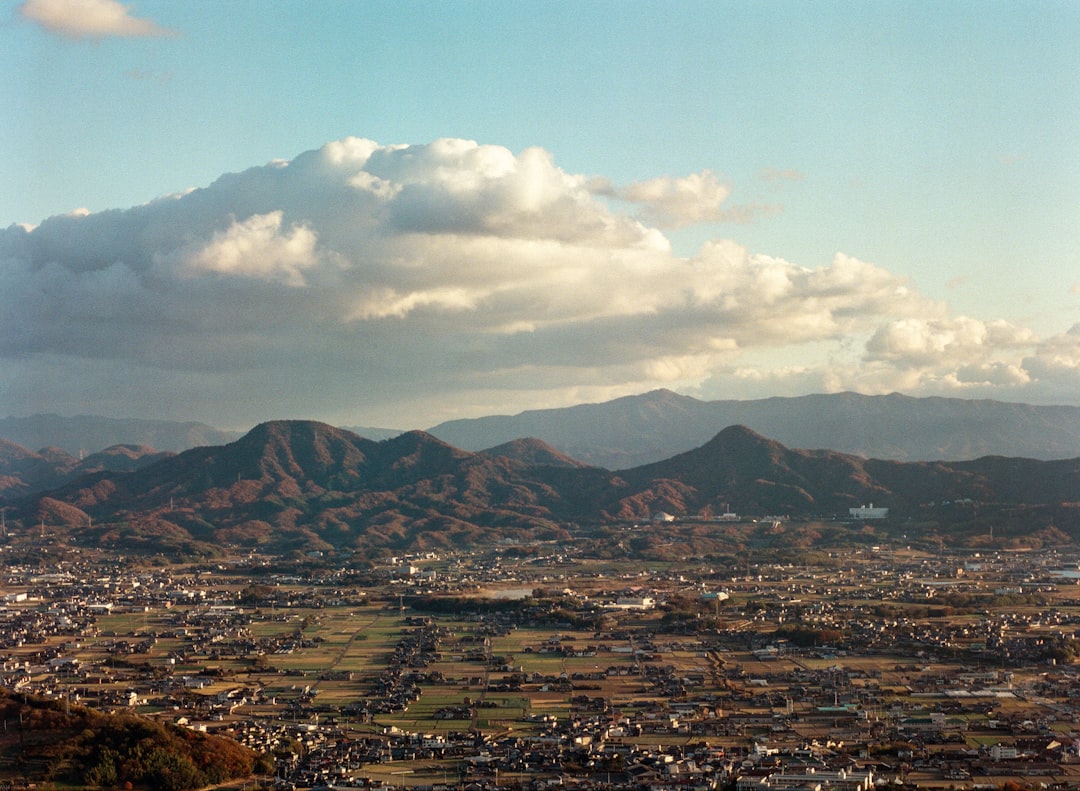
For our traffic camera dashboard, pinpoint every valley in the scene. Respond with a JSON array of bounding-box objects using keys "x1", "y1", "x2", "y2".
[
  {"x1": 4, "y1": 538, "x2": 1080, "y2": 789},
  {"x1": 2, "y1": 406, "x2": 1080, "y2": 788}
]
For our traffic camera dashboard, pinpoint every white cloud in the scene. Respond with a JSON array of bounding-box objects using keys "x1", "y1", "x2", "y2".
[
  {"x1": 1020, "y1": 325, "x2": 1080, "y2": 399},
  {"x1": 19, "y1": 0, "x2": 176, "y2": 39},
  {"x1": 681, "y1": 246, "x2": 932, "y2": 347},
  {"x1": 177, "y1": 211, "x2": 321, "y2": 287},
  {"x1": 0, "y1": 136, "x2": 1072, "y2": 427},
  {"x1": 695, "y1": 314, "x2": 1049, "y2": 405},
  {"x1": 866, "y1": 317, "x2": 1036, "y2": 367},
  {"x1": 346, "y1": 285, "x2": 481, "y2": 321},
  {"x1": 613, "y1": 170, "x2": 775, "y2": 228},
  {"x1": 623, "y1": 170, "x2": 731, "y2": 226}
]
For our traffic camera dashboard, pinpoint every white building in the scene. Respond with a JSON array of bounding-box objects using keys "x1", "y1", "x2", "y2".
[
  {"x1": 849, "y1": 503, "x2": 888, "y2": 519},
  {"x1": 612, "y1": 596, "x2": 656, "y2": 610},
  {"x1": 990, "y1": 743, "x2": 1018, "y2": 761}
]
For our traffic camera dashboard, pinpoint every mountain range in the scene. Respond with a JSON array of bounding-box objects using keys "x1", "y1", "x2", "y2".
[
  {"x1": 3, "y1": 420, "x2": 1079, "y2": 556},
  {"x1": 427, "y1": 389, "x2": 1080, "y2": 468},
  {"x1": 7, "y1": 390, "x2": 1080, "y2": 470}
]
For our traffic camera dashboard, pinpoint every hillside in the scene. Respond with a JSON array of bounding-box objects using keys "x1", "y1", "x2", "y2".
[
  {"x1": 613, "y1": 425, "x2": 1080, "y2": 518},
  {"x1": 427, "y1": 389, "x2": 1080, "y2": 468},
  {"x1": 0, "y1": 438, "x2": 170, "y2": 498},
  {"x1": 0, "y1": 690, "x2": 263, "y2": 789},
  {"x1": 19, "y1": 421, "x2": 598, "y2": 555},
  {"x1": 6, "y1": 420, "x2": 1080, "y2": 556}
]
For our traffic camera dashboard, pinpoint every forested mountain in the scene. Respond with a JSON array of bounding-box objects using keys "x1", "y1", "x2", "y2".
[{"x1": 5, "y1": 420, "x2": 1079, "y2": 556}]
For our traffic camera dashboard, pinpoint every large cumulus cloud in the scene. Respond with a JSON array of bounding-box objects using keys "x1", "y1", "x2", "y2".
[{"x1": 0, "y1": 137, "x2": 1068, "y2": 427}]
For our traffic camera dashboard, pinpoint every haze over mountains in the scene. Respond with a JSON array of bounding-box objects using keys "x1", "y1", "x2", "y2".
[
  {"x1": 7, "y1": 391, "x2": 1080, "y2": 470},
  {"x1": 0, "y1": 414, "x2": 239, "y2": 457},
  {"x1": 427, "y1": 390, "x2": 1080, "y2": 469}
]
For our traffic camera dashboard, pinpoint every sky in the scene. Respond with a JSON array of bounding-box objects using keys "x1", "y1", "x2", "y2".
[{"x1": 1, "y1": 0, "x2": 1079, "y2": 431}]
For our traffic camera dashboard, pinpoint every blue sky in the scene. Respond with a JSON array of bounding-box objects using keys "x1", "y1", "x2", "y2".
[{"x1": 2, "y1": 0, "x2": 1079, "y2": 429}]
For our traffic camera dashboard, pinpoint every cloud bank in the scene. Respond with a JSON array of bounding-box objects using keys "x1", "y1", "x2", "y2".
[
  {"x1": 1, "y1": 137, "x2": 1073, "y2": 428},
  {"x1": 19, "y1": 0, "x2": 175, "y2": 39}
]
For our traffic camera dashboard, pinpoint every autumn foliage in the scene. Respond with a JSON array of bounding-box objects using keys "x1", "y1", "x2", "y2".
[{"x1": 0, "y1": 690, "x2": 264, "y2": 789}]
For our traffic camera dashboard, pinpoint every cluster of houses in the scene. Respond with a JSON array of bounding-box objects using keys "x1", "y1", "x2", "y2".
[{"x1": 6, "y1": 545, "x2": 1080, "y2": 788}]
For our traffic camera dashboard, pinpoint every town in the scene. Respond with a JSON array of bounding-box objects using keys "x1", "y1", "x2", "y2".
[{"x1": 4, "y1": 525, "x2": 1080, "y2": 790}]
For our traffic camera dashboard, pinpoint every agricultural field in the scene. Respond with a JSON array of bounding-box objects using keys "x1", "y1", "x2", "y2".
[{"x1": 5, "y1": 544, "x2": 1080, "y2": 788}]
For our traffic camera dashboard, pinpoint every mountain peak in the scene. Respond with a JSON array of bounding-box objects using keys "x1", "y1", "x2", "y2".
[
  {"x1": 242, "y1": 418, "x2": 344, "y2": 439},
  {"x1": 640, "y1": 388, "x2": 692, "y2": 401},
  {"x1": 480, "y1": 437, "x2": 588, "y2": 468},
  {"x1": 700, "y1": 424, "x2": 788, "y2": 455},
  {"x1": 652, "y1": 424, "x2": 789, "y2": 471},
  {"x1": 378, "y1": 430, "x2": 473, "y2": 471},
  {"x1": 381, "y1": 428, "x2": 458, "y2": 451}
]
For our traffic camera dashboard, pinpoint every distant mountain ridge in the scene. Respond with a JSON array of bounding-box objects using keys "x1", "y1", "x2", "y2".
[
  {"x1": 427, "y1": 390, "x2": 1080, "y2": 468},
  {"x1": 7, "y1": 420, "x2": 1080, "y2": 555},
  {"x1": 9, "y1": 390, "x2": 1080, "y2": 472},
  {"x1": 0, "y1": 414, "x2": 240, "y2": 455},
  {"x1": 339, "y1": 424, "x2": 407, "y2": 441}
]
